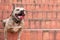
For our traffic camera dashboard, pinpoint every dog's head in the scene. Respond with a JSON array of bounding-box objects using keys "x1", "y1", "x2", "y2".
[{"x1": 12, "y1": 7, "x2": 25, "y2": 21}]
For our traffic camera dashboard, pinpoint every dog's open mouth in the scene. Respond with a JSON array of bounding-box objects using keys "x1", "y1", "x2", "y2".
[{"x1": 15, "y1": 13, "x2": 25, "y2": 20}]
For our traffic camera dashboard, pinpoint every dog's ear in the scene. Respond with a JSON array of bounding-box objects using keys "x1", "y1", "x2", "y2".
[
  {"x1": 13, "y1": 4, "x2": 15, "y2": 10},
  {"x1": 12, "y1": 4, "x2": 15, "y2": 13},
  {"x1": 11, "y1": 4, "x2": 15, "y2": 16}
]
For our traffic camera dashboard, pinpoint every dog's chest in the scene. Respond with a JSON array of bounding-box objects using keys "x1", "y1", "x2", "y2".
[
  {"x1": 9, "y1": 21, "x2": 21, "y2": 27},
  {"x1": 6, "y1": 18, "x2": 21, "y2": 27},
  {"x1": 13, "y1": 23, "x2": 20, "y2": 26},
  {"x1": 5, "y1": 19, "x2": 22, "y2": 32}
]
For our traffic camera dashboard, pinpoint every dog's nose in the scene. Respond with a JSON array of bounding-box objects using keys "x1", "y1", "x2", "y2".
[
  {"x1": 20, "y1": 10, "x2": 24, "y2": 12},
  {"x1": 20, "y1": 10, "x2": 24, "y2": 14},
  {"x1": 20, "y1": 10, "x2": 25, "y2": 16}
]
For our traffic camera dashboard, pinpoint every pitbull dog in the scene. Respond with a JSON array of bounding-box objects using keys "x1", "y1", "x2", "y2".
[{"x1": 3, "y1": 7, "x2": 25, "y2": 40}]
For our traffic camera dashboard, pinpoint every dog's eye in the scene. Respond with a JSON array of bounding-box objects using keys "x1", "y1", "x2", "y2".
[{"x1": 16, "y1": 9, "x2": 19, "y2": 11}]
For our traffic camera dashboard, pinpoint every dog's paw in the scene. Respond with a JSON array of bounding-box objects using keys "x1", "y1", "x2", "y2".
[{"x1": 13, "y1": 28, "x2": 19, "y2": 32}]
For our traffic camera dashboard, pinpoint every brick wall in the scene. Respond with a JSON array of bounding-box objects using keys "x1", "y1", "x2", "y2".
[{"x1": 0, "y1": 0, "x2": 60, "y2": 40}]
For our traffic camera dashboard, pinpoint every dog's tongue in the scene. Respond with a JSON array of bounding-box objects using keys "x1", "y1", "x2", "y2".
[{"x1": 18, "y1": 16, "x2": 24, "y2": 19}]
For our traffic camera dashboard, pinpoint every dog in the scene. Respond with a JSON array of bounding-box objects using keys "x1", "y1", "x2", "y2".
[{"x1": 2, "y1": 7, "x2": 25, "y2": 40}]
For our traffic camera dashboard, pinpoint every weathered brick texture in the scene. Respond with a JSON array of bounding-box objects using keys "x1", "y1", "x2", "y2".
[{"x1": 0, "y1": 0, "x2": 60, "y2": 40}]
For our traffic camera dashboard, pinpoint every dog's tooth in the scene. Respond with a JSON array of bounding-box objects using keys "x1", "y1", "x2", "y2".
[{"x1": 18, "y1": 16, "x2": 20, "y2": 18}]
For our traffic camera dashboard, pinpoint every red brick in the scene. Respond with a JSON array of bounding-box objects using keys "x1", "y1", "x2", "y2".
[
  {"x1": 21, "y1": 30, "x2": 32, "y2": 40},
  {"x1": 51, "y1": 13, "x2": 56, "y2": 19},
  {"x1": 42, "y1": 5, "x2": 49, "y2": 11},
  {"x1": 44, "y1": 0, "x2": 50, "y2": 4},
  {"x1": 45, "y1": 21, "x2": 51, "y2": 29},
  {"x1": 33, "y1": 13, "x2": 38, "y2": 19},
  {"x1": 1, "y1": 0, "x2": 10, "y2": 4},
  {"x1": 38, "y1": 0, "x2": 45, "y2": 4},
  {"x1": 23, "y1": 5, "x2": 27, "y2": 10},
  {"x1": 7, "y1": 5, "x2": 13, "y2": 11},
  {"x1": 56, "y1": 21, "x2": 60, "y2": 28},
  {"x1": 52, "y1": 0, "x2": 58, "y2": 4},
  {"x1": 8, "y1": 32, "x2": 18, "y2": 40},
  {"x1": 3, "y1": 12, "x2": 9, "y2": 19},
  {"x1": 24, "y1": 20, "x2": 29, "y2": 29},
  {"x1": 25, "y1": 0, "x2": 30, "y2": 4},
  {"x1": 0, "y1": 29, "x2": 4, "y2": 32},
  {"x1": 0, "y1": 4, "x2": 4, "y2": 10},
  {"x1": 22, "y1": 0, "x2": 26, "y2": 4},
  {"x1": 36, "y1": 5, "x2": 42, "y2": 11},
  {"x1": 57, "y1": 0, "x2": 60, "y2": 4},
  {"x1": 26, "y1": 5, "x2": 34, "y2": 11},
  {"x1": 48, "y1": 5, "x2": 53, "y2": 11},
  {"x1": 56, "y1": 31, "x2": 60, "y2": 40},
  {"x1": 2, "y1": 11, "x2": 11, "y2": 19},
  {"x1": 51, "y1": 21, "x2": 57, "y2": 28},
  {"x1": 30, "y1": 21, "x2": 35, "y2": 29},
  {"x1": 37, "y1": 31, "x2": 42, "y2": 40},
  {"x1": 41, "y1": 21, "x2": 46, "y2": 28},
  {"x1": 8, "y1": 11, "x2": 12, "y2": 17},
  {"x1": 3, "y1": 4, "x2": 12, "y2": 11},
  {"x1": 35, "y1": 21, "x2": 41, "y2": 29},
  {"x1": 16, "y1": 0, "x2": 22, "y2": 4},
  {"x1": 21, "y1": 31, "x2": 27, "y2": 40},
  {"x1": 12, "y1": 0, "x2": 17, "y2": 4},
  {"x1": 25, "y1": 31, "x2": 31, "y2": 40},
  {"x1": 40, "y1": 0, "x2": 46, "y2": 4},
  {"x1": 36, "y1": 0, "x2": 42, "y2": 4},
  {"x1": 30, "y1": 31, "x2": 38, "y2": 40},
  {"x1": 9, "y1": 0, "x2": 13, "y2": 3},
  {"x1": 0, "y1": 22, "x2": 3, "y2": 28},
  {"x1": 57, "y1": 13, "x2": 60, "y2": 19},
  {"x1": 57, "y1": 5, "x2": 60, "y2": 11},
  {"x1": 42, "y1": 13, "x2": 47, "y2": 19},
  {"x1": 21, "y1": 30, "x2": 42, "y2": 40},
  {"x1": 43, "y1": 4, "x2": 53, "y2": 11},
  {"x1": 41, "y1": 21, "x2": 52, "y2": 29},
  {"x1": 3, "y1": 5, "x2": 7, "y2": 10},
  {"x1": 27, "y1": 12, "x2": 32, "y2": 19},
  {"x1": 0, "y1": 31, "x2": 4, "y2": 40},
  {"x1": 49, "y1": 31, "x2": 54, "y2": 40},
  {"x1": 48, "y1": 4, "x2": 57, "y2": 11},
  {"x1": 0, "y1": 11, "x2": 3, "y2": 20},
  {"x1": 48, "y1": 0, "x2": 54, "y2": 5},
  {"x1": 37, "y1": 13, "x2": 43, "y2": 19},
  {"x1": 43, "y1": 32, "x2": 50, "y2": 40},
  {"x1": 33, "y1": 0, "x2": 38, "y2": 4},
  {"x1": 53, "y1": 5, "x2": 57, "y2": 11},
  {"x1": 27, "y1": 0, "x2": 34, "y2": 4},
  {"x1": 47, "y1": 13, "x2": 53, "y2": 19}
]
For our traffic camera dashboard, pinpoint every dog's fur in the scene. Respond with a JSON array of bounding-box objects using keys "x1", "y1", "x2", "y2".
[{"x1": 3, "y1": 7, "x2": 25, "y2": 40}]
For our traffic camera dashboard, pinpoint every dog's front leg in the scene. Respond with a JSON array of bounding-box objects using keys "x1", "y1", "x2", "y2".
[
  {"x1": 17, "y1": 29, "x2": 23, "y2": 40},
  {"x1": 18, "y1": 31, "x2": 21, "y2": 40},
  {"x1": 17, "y1": 26, "x2": 23, "y2": 40},
  {"x1": 17, "y1": 21, "x2": 24, "y2": 40},
  {"x1": 4, "y1": 28, "x2": 8, "y2": 40}
]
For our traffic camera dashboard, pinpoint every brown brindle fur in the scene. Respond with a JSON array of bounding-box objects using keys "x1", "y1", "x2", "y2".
[{"x1": 3, "y1": 7, "x2": 25, "y2": 40}]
